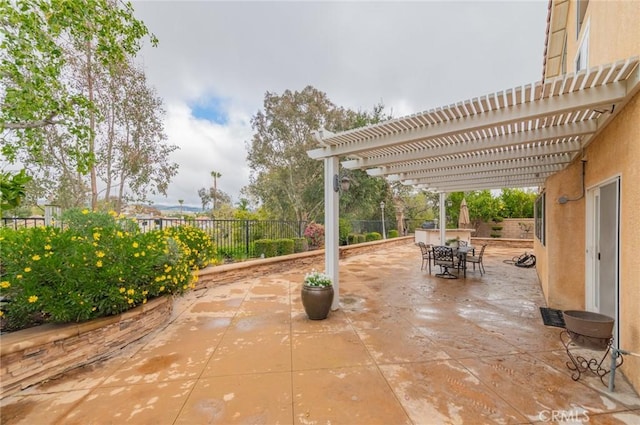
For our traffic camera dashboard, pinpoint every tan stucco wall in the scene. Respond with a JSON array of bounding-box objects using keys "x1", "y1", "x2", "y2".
[
  {"x1": 537, "y1": 91, "x2": 640, "y2": 391},
  {"x1": 591, "y1": 93, "x2": 640, "y2": 391},
  {"x1": 564, "y1": 0, "x2": 640, "y2": 71},
  {"x1": 545, "y1": 159, "x2": 586, "y2": 309},
  {"x1": 537, "y1": 0, "x2": 640, "y2": 392}
]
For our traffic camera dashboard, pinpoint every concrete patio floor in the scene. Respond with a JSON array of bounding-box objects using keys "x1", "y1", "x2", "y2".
[{"x1": 1, "y1": 243, "x2": 639, "y2": 424}]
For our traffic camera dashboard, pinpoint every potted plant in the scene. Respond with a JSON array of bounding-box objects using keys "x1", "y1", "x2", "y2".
[
  {"x1": 445, "y1": 236, "x2": 460, "y2": 248},
  {"x1": 300, "y1": 270, "x2": 334, "y2": 320}
]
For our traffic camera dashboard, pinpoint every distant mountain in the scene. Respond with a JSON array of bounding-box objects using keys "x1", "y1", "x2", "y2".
[{"x1": 152, "y1": 204, "x2": 202, "y2": 213}]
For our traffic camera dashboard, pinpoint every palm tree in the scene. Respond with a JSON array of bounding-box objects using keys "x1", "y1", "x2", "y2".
[{"x1": 210, "y1": 171, "x2": 222, "y2": 211}]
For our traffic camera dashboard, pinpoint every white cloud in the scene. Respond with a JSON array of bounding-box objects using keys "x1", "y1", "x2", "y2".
[{"x1": 131, "y1": 0, "x2": 549, "y2": 206}]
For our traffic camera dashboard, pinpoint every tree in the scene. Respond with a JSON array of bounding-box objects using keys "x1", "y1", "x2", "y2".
[
  {"x1": 197, "y1": 186, "x2": 230, "y2": 215},
  {"x1": 97, "y1": 63, "x2": 178, "y2": 211},
  {"x1": 178, "y1": 199, "x2": 184, "y2": 215},
  {"x1": 458, "y1": 191, "x2": 503, "y2": 229},
  {"x1": 210, "y1": 171, "x2": 222, "y2": 211},
  {"x1": 0, "y1": 170, "x2": 32, "y2": 212},
  {"x1": 246, "y1": 86, "x2": 391, "y2": 222},
  {"x1": 499, "y1": 188, "x2": 536, "y2": 218},
  {"x1": 0, "y1": 0, "x2": 158, "y2": 211},
  {"x1": 197, "y1": 187, "x2": 211, "y2": 211}
]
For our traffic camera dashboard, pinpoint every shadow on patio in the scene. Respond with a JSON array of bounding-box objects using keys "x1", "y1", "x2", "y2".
[{"x1": 1, "y1": 243, "x2": 639, "y2": 424}]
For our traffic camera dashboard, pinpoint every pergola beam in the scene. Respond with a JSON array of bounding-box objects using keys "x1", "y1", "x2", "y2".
[
  {"x1": 308, "y1": 79, "x2": 628, "y2": 160},
  {"x1": 350, "y1": 121, "x2": 591, "y2": 171}
]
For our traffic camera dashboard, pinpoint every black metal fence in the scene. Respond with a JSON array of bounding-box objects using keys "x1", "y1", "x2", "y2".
[
  {"x1": 2, "y1": 217, "x2": 411, "y2": 258},
  {"x1": 1, "y1": 217, "x2": 307, "y2": 259},
  {"x1": 1, "y1": 217, "x2": 46, "y2": 229},
  {"x1": 140, "y1": 218, "x2": 307, "y2": 258}
]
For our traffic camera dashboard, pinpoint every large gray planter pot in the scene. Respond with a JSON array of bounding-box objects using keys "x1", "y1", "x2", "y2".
[{"x1": 301, "y1": 285, "x2": 334, "y2": 320}]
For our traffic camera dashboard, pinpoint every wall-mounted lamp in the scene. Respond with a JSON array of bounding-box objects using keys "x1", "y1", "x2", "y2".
[{"x1": 333, "y1": 175, "x2": 351, "y2": 192}]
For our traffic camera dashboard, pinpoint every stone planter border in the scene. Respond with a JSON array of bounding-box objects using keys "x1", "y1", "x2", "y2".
[{"x1": 0, "y1": 296, "x2": 172, "y2": 399}]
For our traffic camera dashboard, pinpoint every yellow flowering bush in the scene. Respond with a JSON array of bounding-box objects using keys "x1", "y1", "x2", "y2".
[
  {"x1": 163, "y1": 225, "x2": 216, "y2": 269},
  {"x1": 0, "y1": 209, "x2": 214, "y2": 332}
]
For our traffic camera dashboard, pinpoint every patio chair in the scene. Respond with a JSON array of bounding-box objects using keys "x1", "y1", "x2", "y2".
[
  {"x1": 432, "y1": 245, "x2": 459, "y2": 279},
  {"x1": 418, "y1": 242, "x2": 433, "y2": 273},
  {"x1": 466, "y1": 244, "x2": 487, "y2": 275}
]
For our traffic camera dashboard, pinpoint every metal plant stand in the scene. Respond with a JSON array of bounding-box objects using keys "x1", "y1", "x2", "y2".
[{"x1": 560, "y1": 330, "x2": 623, "y2": 386}]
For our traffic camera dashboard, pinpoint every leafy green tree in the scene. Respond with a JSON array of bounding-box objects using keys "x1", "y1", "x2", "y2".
[
  {"x1": 0, "y1": 170, "x2": 32, "y2": 212},
  {"x1": 402, "y1": 190, "x2": 437, "y2": 223},
  {"x1": 0, "y1": 0, "x2": 158, "y2": 210},
  {"x1": 246, "y1": 86, "x2": 390, "y2": 222},
  {"x1": 462, "y1": 190, "x2": 503, "y2": 229},
  {"x1": 499, "y1": 188, "x2": 536, "y2": 218},
  {"x1": 100, "y1": 63, "x2": 177, "y2": 211}
]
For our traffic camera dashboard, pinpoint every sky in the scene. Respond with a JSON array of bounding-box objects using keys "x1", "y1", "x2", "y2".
[{"x1": 130, "y1": 0, "x2": 550, "y2": 208}]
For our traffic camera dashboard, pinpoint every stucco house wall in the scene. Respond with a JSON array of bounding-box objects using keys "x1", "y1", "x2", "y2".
[{"x1": 535, "y1": 0, "x2": 640, "y2": 391}]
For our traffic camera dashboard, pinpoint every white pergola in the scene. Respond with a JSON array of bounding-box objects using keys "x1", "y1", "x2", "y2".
[{"x1": 307, "y1": 57, "x2": 640, "y2": 310}]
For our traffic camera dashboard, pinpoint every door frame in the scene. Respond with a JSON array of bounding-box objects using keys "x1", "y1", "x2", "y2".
[{"x1": 585, "y1": 175, "x2": 620, "y2": 345}]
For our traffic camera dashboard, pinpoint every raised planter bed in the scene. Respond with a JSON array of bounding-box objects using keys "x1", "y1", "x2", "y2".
[{"x1": 0, "y1": 296, "x2": 172, "y2": 399}]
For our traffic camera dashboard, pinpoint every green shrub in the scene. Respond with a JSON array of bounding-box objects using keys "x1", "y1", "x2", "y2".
[
  {"x1": 293, "y1": 237, "x2": 308, "y2": 253},
  {"x1": 357, "y1": 234, "x2": 366, "y2": 243},
  {"x1": 388, "y1": 229, "x2": 399, "y2": 238},
  {"x1": 347, "y1": 233, "x2": 359, "y2": 245},
  {"x1": 254, "y1": 239, "x2": 277, "y2": 258},
  {"x1": 275, "y1": 238, "x2": 294, "y2": 256},
  {"x1": 365, "y1": 232, "x2": 382, "y2": 241},
  {"x1": 0, "y1": 209, "x2": 199, "y2": 332},
  {"x1": 490, "y1": 233, "x2": 501, "y2": 238},
  {"x1": 339, "y1": 218, "x2": 352, "y2": 246},
  {"x1": 217, "y1": 246, "x2": 247, "y2": 262}
]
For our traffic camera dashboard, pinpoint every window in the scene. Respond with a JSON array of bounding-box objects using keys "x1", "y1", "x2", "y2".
[
  {"x1": 535, "y1": 193, "x2": 545, "y2": 246},
  {"x1": 576, "y1": 0, "x2": 589, "y2": 38},
  {"x1": 561, "y1": 34, "x2": 567, "y2": 74},
  {"x1": 575, "y1": 21, "x2": 589, "y2": 72}
]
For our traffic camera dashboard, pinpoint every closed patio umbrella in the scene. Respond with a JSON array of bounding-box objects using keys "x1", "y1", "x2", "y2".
[{"x1": 458, "y1": 198, "x2": 470, "y2": 228}]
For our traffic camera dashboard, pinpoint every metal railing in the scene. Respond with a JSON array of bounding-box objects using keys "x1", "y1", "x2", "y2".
[
  {"x1": 137, "y1": 218, "x2": 307, "y2": 258},
  {"x1": 1, "y1": 217, "x2": 46, "y2": 229},
  {"x1": 2, "y1": 217, "x2": 409, "y2": 258}
]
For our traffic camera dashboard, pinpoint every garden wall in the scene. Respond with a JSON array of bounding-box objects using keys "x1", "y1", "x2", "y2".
[
  {"x1": 0, "y1": 296, "x2": 172, "y2": 399},
  {"x1": 195, "y1": 236, "x2": 413, "y2": 287},
  {"x1": 472, "y1": 218, "x2": 534, "y2": 239},
  {"x1": 471, "y1": 237, "x2": 533, "y2": 250}
]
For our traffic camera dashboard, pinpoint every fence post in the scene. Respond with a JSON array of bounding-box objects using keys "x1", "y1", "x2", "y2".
[
  {"x1": 44, "y1": 205, "x2": 61, "y2": 228},
  {"x1": 245, "y1": 220, "x2": 250, "y2": 256}
]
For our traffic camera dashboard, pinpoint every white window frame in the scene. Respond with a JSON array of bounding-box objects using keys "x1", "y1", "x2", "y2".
[{"x1": 575, "y1": 20, "x2": 590, "y2": 72}]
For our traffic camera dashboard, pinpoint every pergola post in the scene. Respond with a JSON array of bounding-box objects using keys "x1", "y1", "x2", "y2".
[
  {"x1": 324, "y1": 156, "x2": 340, "y2": 310},
  {"x1": 439, "y1": 192, "x2": 446, "y2": 245}
]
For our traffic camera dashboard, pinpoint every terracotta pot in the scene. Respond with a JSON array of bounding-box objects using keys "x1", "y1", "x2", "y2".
[{"x1": 301, "y1": 285, "x2": 334, "y2": 320}]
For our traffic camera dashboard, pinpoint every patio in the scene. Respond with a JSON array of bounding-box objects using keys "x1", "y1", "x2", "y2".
[{"x1": 1, "y1": 243, "x2": 639, "y2": 424}]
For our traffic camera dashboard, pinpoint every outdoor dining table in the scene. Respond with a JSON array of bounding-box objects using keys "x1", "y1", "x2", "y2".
[{"x1": 453, "y1": 245, "x2": 474, "y2": 278}]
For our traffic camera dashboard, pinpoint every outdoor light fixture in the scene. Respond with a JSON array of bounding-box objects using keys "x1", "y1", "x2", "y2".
[{"x1": 333, "y1": 175, "x2": 351, "y2": 192}]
